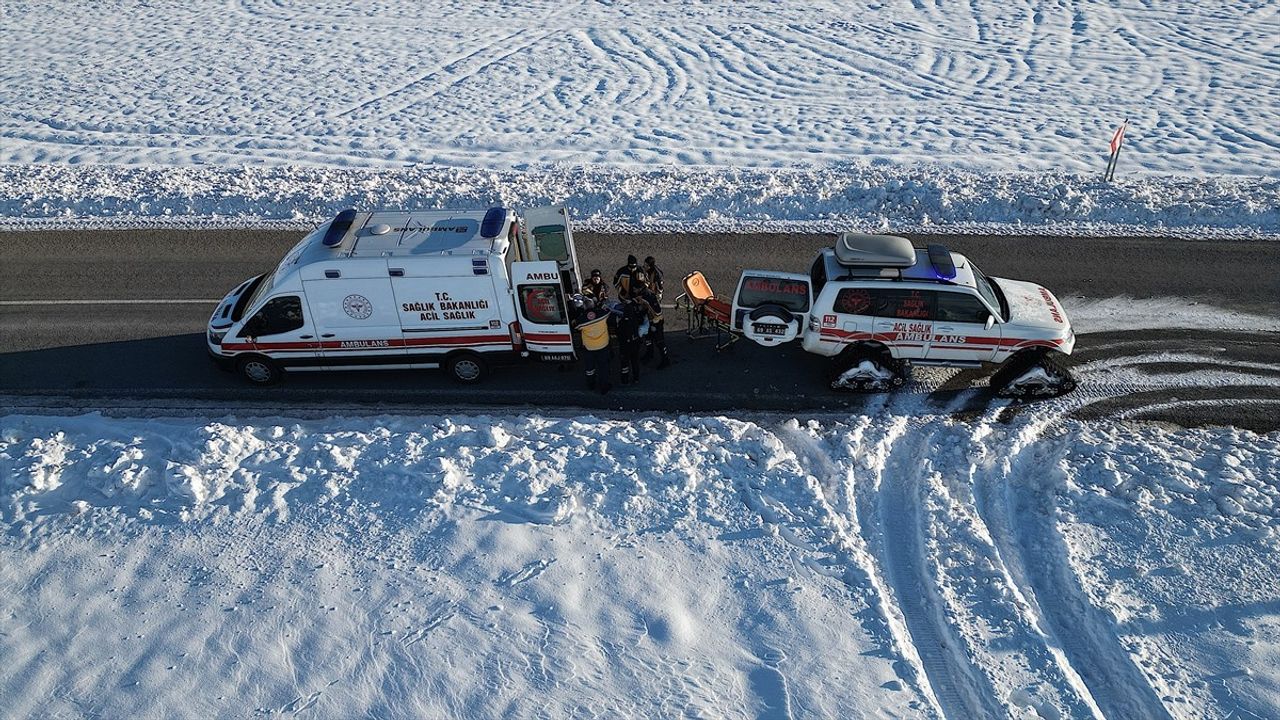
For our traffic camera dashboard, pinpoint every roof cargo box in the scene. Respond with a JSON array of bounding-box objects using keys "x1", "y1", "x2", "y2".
[{"x1": 834, "y1": 233, "x2": 917, "y2": 268}]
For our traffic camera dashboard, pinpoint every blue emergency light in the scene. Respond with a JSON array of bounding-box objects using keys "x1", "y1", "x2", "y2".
[
  {"x1": 322, "y1": 208, "x2": 357, "y2": 247},
  {"x1": 480, "y1": 207, "x2": 507, "y2": 239},
  {"x1": 926, "y1": 243, "x2": 957, "y2": 280}
]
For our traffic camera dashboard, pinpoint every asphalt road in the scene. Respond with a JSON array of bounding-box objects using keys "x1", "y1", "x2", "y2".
[{"x1": 2, "y1": 229, "x2": 1278, "y2": 428}]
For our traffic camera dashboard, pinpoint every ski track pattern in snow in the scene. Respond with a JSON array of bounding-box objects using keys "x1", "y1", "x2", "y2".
[
  {"x1": 3, "y1": 404, "x2": 1280, "y2": 718},
  {"x1": 2, "y1": 1, "x2": 1278, "y2": 177}
]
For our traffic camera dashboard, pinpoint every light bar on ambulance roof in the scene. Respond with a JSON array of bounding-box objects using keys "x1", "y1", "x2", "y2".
[
  {"x1": 322, "y1": 208, "x2": 358, "y2": 247},
  {"x1": 926, "y1": 243, "x2": 957, "y2": 280},
  {"x1": 480, "y1": 207, "x2": 507, "y2": 239}
]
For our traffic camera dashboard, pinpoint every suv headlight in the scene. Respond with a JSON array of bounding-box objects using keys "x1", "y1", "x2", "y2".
[{"x1": 208, "y1": 329, "x2": 226, "y2": 345}]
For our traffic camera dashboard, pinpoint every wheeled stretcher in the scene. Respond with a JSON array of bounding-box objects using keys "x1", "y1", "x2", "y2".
[{"x1": 674, "y1": 271, "x2": 739, "y2": 351}]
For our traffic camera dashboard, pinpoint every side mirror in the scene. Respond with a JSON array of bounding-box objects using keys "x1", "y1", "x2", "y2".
[{"x1": 985, "y1": 314, "x2": 996, "y2": 330}]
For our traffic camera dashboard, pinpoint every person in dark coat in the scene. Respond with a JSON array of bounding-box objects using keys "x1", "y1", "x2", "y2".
[
  {"x1": 631, "y1": 271, "x2": 670, "y2": 368},
  {"x1": 642, "y1": 256, "x2": 664, "y2": 300},
  {"x1": 613, "y1": 254, "x2": 641, "y2": 299},
  {"x1": 584, "y1": 268, "x2": 610, "y2": 305},
  {"x1": 616, "y1": 294, "x2": 648, "y2": 384}
]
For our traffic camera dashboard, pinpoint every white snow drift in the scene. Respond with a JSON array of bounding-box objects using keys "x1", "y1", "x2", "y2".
[
  {"x1": 2, "y1": 163, "x2": 1278, "y2": 237},
  {"x1": 2, "y1": 410, "x2": 1278, "y2": 719}
]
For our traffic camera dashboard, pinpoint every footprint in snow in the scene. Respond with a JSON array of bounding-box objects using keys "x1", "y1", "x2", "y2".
[
  {"x1": 497, "y1": 558, "x2": 554, "y2": 587},
  {"x1": 401, "y1": 609, "x2": 455, "y2": 647}
]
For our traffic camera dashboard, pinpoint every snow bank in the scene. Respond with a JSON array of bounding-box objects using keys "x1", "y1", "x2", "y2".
[
  {"x1": 2, "y1": 163, "x2": 1278, "y2": 238},
  {"x1": 2, "y1": 410, "x2": 1278, "y2": 718},
  {"x1": 3, "y1": 1, "x2": 1277, "y2": 178}
]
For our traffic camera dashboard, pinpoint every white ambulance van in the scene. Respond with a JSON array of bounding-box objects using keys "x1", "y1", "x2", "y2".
[{"x1": 207, "y1": 206, "x2": 581, "y2": 384}]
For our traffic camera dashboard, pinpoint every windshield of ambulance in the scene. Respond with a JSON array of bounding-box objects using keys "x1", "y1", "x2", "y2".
[{"x1": 237, "y1": 227, "x2": 316, "y2": 321}]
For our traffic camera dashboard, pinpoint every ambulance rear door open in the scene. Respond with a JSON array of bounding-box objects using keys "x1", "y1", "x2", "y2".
[
  {"x1": 519, "y1": 206, "x2": 581, "y2": 296},
  {"x1": 511, "y1": 260, "x2": 576, "y2": 361}
]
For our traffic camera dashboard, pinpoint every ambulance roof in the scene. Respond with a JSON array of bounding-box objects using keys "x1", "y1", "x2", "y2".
[{"x1": 296, "y1": 209, "x2": 510, "y2": 264}]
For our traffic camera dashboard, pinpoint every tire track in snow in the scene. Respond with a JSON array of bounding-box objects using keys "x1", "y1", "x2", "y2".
[
  {"x1": 772, "y1": 414, "x2": 938, "y2": 715},
  {"x1": 967, "y1": 409, "x2": 1108, "y2": 720},
  {"x1": 991, "y1": 414, "x2": 1176, "y2": 720},
  {"x1": 862, "y1": 415, "x2": 1006, "y2": 719}
]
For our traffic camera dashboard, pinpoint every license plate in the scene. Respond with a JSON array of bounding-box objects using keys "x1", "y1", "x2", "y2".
[
  {"x1": 752, "y1": 323, "x2": 787, "y2": 336},
  {"x1": 539, "y1": 353, "x2": 574, "y2": 362}
]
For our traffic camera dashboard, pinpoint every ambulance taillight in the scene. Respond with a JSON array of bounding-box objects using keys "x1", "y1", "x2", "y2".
[{"x1": 509, "y1": 321, "x2": 525, "y2": 351}]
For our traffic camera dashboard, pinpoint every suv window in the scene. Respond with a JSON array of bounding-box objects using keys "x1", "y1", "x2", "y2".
[
  {"x1": 239, "y1": 296, "x2": 304, "y2": 337},
  {"x1": 935, "y1": 291, "x2": 991, "y2": 323},
  {"x1": 872, "y1": 288, "x2": 935, "y2": 320},
  {"x1": 834, "y1": 287, "x2": 875, "y2": 315},
  {"x1": 738, "y1": 275, "x2": 810, "y2": 312},
  {"x1": 520, "y1": 284, "x2": 566, "y2": 324}
]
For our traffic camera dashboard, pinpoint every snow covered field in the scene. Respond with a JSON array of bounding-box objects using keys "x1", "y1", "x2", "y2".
[
  {"x1": 1, "y1": 1, "x2": 1278, "y2": 234},
  {"x1": 4, "y1": 0, "x2": 1278, "y2": 174},
  {"x1": 3, "y1": 406, "x2": 1279, "y2": 719}
]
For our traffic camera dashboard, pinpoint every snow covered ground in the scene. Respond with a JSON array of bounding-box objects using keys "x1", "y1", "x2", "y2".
[
  {"x1": 3, "y1": 405, "x2": 1279, "y2": 719},
  {"x1": 4, "y1": 0, "x2": 1277, "y2": 175},
  {"x1": 2, "y1": 1, "x2": 1278, "y2": 234}
]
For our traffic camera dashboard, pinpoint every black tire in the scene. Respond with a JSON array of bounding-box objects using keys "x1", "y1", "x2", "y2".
[
  {"x1": 445, "y1": 352, "x2": 489, "y2": 384},
  {"x1": 829, "y1": 345, "x2": 907, "y2": 393},
  {"x1": 236, "y1": 354, "x2": 282, "y2": 385},
  {"x1": 991, "y1": 349, "x2": 1076, "y2": 399},
  {"x1": 747, "y1": 303, "x2": 794, "y2": 324}
]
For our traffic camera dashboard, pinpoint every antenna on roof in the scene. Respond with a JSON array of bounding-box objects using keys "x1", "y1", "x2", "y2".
[{"x1": 322, "y1": 208, "x2": 357, "y2": 247}]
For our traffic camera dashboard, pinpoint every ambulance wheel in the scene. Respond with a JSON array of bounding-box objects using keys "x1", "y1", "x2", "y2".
[
  {"x1": 236, "y1": 355, "x2": 282, "y2": 385},
  {"x1": 829, "y1": 346, "x2": 907, "y2": 393},
  {"x1": 990, "y1": 350, "x2": 1076, "y2": 399},
  {"x1": 445, "y1": 352, "x2": 488, "y2": 384}
]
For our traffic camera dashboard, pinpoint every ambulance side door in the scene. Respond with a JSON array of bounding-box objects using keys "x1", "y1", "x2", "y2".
[
  {"x1": 393, "y1": 270, "x2": 512, "y2": 365},
  {"x1": 928, "y1": 289, "x2": 1001, "y2": 362},
  {"x1": 301, "y1": 275, "x2": 407, "y2": 369},
  {"x1": 868, "y1": 288, "x2": 935, "y2": 360},
  {"x1": 229, "y1": 294, "x2": 321, "y2": 368},
  {"x1": 520, "y1": 206, "x2": 581, "y2": 295},
  {"x1": 511, "y1": 261, "x2": 576, "y2": 361}
]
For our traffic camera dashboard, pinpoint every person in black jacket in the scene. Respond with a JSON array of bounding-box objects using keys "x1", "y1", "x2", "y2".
[
  {"x1": 631, "y1": 271, "x2": 670, "y2": 368},
  {"x1": 613, "y1": 255, "x2": 641, "y2": 299},
  {"x1": 642, "y1": 256, "x2": 664, "y2": 300},
  {"x1": 584, "y1": 268, "x2": 610, "y2": 305},
  {"x1": 616, "y1": 294, "x2": 648, "y2": 384}
]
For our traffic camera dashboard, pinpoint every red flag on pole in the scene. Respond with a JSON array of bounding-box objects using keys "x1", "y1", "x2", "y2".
[
  {"x1": 1110, "y1": 121, "x2": 1128, "y2": 155},
  {"x1": 1105, "y1": 119, "x2": 1129, "y2": 182}
]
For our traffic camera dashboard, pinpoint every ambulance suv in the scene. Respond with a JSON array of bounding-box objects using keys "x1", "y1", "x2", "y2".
[
  {"x1": 730, "y1": 233, "x2": 1078, "y2": 397},
  {"x1": 207, "y1": 206, "x2": 582, "y2": 385}
]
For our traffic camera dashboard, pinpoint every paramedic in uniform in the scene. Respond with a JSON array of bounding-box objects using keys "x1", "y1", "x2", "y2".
[
  {"x1": 642, "y1": 256, "x2": 664, "y2": 301},
  {"x1": 632, "y1": 271, "x2": 670, "y2": 369},
  {"x1": 585, "y1": 269, "x2": 610, "y2": 305},
  {"x1": 613, "y1": 255, "x2": 641, "y2": 299},
  {"x1": 574, "y1": 296, "x2": 613, "y2": 394}
]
